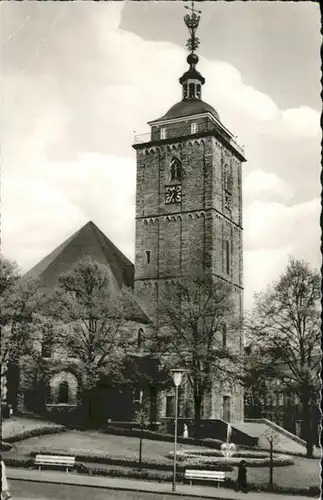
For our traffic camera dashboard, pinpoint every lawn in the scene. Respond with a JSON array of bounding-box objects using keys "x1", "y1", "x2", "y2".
[
  {"x1": 13, "y1": 430, "x2": 207, "y2": 462},
  {"x1": 226, "y1": 455, "x2": 321, "y2": 490},
  {"x1": 11, "y1": 429, "x2": 321, "y2": 490},
  {"x1": 2, "y1": 417, "x2": 64, "y2": 441}
]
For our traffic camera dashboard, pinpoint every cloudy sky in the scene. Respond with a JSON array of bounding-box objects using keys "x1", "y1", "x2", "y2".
[{"x1": 1, "y1": 1, "x2": 321, "y2": 309}]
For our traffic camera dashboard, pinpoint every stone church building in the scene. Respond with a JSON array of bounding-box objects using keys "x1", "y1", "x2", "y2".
[{"x1": 13, "y1": 7, "x2": 247, "y2": 429}]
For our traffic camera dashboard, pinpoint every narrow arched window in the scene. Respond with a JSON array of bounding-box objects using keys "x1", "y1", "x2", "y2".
[
  {"x1": 225, "y1": 240, "x2": 230, "y2": 275},
  {"x1": 170, "y1": 157, "x2": 182, "y2": 181},
  {"x1": 196, "y1": 84, "x2": 201, "y2": 98},
  {"x1": 137, "y1": 328, "x2": 144, "y2": 349},
  {"x1": 59, "y1": 381, "x2": 69, "y2": 404},
  {"x1": 224, "y1": 164, "x2": 233, "y2": 193},
  {"x1": 222, "y1": 324, "x2": 227, "y2": 348},
  {"x1": 183, "y1": 84, "x2": 188, "y2": 99}
]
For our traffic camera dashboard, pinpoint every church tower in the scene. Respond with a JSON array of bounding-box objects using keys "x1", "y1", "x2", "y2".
[{"x1": 133, "y1": 4, "x2": 246, "y2": 422}]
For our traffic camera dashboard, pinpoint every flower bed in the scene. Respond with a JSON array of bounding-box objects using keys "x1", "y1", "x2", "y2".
[{"x1": 166, "y1": 449, "x2": 294, "y2": 467}]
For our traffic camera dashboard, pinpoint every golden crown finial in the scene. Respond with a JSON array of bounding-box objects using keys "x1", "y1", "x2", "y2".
[{"x1": 184, "y1": 1, "x2": 202, "y2": 53}]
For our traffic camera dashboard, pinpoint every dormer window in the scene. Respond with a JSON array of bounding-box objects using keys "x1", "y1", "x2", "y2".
[
  {"x1": 160, "y1": 128, "x2": 167, "y2": 139},
  {"x1": 170, "y1": 156, "x2": 182, "y2": 181},
  {"x1": 191, "y1": 122, "x2": 198, "y2": 134}
]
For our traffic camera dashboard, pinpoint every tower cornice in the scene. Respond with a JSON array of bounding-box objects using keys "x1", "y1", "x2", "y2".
[{"x1": 133, "y1": 127, "x2": 246, "y2": 162}]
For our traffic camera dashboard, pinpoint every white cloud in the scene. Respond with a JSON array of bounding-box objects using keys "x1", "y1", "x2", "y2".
[
  {"x1": 244, "y1": 248, "x2": 292, "y2": 309},
  {"x1": 280, "y1": 106, "x2": 321, "y2": 138},
  {"x1": 1, "y1": 153, "x2": 136, "y2": 271},
  {"x1": 244, "y1": 170, "x2": 294, "y2": 203},
  {"x1": 245, "y1": 197, "x2": 320, "y2": 250}
]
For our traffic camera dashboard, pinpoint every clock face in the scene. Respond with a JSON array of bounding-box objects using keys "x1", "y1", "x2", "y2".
[{"x1": 165, "y1": 185, "x2": 182, "y2": 204}]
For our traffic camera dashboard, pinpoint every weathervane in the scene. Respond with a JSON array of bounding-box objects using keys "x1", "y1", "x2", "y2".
[{"x1": 184, "y1": 1, "x2": 202, "y2": 53}]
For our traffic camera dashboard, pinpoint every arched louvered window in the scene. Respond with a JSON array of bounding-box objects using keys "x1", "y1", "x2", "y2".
[{"x1": 170, "y1": 156, "x2": 182, "y2": 181}]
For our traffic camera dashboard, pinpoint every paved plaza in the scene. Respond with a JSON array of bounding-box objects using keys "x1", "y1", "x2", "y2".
[{"x1": 8, "y1": 467, "x2": 315, "y2": 500}]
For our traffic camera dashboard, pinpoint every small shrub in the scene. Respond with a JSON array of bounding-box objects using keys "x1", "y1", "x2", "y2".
[{"x1": 1, "y1": 442, "x2": 12, "y2": 451}]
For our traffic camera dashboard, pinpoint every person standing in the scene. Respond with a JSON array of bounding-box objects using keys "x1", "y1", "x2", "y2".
[
  {"x1": 1, "y1": 456, "x2": 11, "y2": 500},
  {"x1": 236, "y1": 460, "x2": 248, "y2": 493},
  {"x1": 183, "y1": 423, "x2": 188, "y2": 439}
]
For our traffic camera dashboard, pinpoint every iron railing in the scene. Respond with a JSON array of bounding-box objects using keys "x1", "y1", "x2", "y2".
[{"x1": 134, "y1": 124, "x2": 245, "y2": 156}]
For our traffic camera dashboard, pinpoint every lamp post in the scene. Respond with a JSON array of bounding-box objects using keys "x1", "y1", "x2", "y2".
[
  {"x1": 171, "y1": 368, "x2": 185, "y2": 492},
  {"x1": 138, "y1": 390, "x2": 144, "y2": 469}
]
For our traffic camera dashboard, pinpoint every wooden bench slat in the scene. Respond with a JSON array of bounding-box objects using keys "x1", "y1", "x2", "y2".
[
  {"x1": 185, "y1": 469, "x2": 226, "y2": 486},
  {"x1": 35, "y1": 454, "x2": 75, "y2": 472},
  {"x1": 35, "y1": 458, "x2": 75, "y2": 462}
]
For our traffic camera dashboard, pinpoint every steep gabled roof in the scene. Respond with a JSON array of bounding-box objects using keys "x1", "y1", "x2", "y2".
[
  {"x1": 24, "y1": 221, "x2": 134, "y2": 293},
  {"x1": 24, "y1": 221, "x2": 151, "y2": 325}
]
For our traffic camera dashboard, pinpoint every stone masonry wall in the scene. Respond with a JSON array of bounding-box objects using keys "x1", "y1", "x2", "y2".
[{"x1": 134, "y1": 120, "x2": 244, "y2": 423}]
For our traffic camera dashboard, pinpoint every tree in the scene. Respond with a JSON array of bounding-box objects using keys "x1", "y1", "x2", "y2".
[
  {"x1": 0, "y1": 255, "x2": 46, "y2": 410},
  {"x1": 0, "y1": 259, "x2": 44, "y2": 367},
  {"x1": 0, "y1": 255, "x2": 20, "y2": 296},
  {"x1": 246, "y1": 258, "x2": 320, "y2": 457},
  {"x1": 47, "y1": 256, "x2": 143, "y2": 422},
  {"x1": 133, "y1": 403, "x2": 149, "y2": 469},
  {"x1": 262, "y1": 427, "x2": 280, "y2": 487},
  {"x1": 153, "y1": 277, "x2": 242, "y2": 437}
]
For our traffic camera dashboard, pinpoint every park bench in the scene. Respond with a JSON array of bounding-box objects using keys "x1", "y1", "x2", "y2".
[
  {"x1": 35, "y1": 454, "x2": 75, "y2": 472},
  {"x1": 184, "y1": 469, "x2": 226, "y2": 486}
]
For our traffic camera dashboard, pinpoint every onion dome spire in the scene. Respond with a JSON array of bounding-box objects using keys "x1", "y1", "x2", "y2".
[{"x1": 180, "y1": 1, "x2": 205, "y2": 100}]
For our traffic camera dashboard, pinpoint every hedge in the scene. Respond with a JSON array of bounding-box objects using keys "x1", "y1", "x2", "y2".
[
  {"x1": 3, "y1": 457, "x2": 34, "y2": 468},
  {"x1": 103, "y1": 425, "x2": 223, "y2": 449},
  {"x1": 5, "y1": 426, "x2": 67, "y2": 444},
  {"x1": 75, "y1": 463, "x2": 183, "y2": 482}
]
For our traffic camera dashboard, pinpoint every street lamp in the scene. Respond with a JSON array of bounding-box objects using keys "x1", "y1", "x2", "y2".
[{"x1": 171, "y1": 368, "x2": 185, "y2": 492}]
